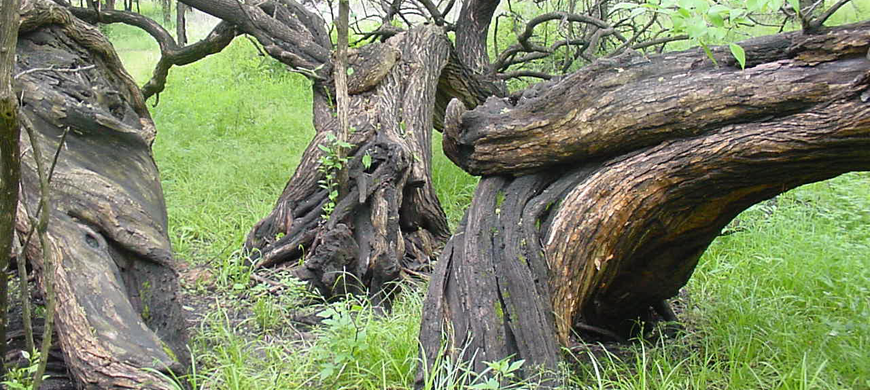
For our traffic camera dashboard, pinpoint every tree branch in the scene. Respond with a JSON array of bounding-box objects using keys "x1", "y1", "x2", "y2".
[
  {"x1": 809, "y1": 0, "x2": 853, "y2": 30},
  {"x1": 444, "y1": 21, "x2": 870, "y2": 175},
  {"x1": 179, "y1": 0, "x2": 331, "y2": 76}
]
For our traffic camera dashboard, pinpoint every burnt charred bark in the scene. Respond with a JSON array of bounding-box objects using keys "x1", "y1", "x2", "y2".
[
  {"x1": 10, "y1": 1, "x2": 188, "y2": 387},
  {"x1": 421, "y1": 21, "x2": 870, "y2": 385}
]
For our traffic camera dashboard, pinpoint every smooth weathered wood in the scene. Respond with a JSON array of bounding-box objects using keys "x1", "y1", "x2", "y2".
[{"x1": 12, "y1": 1, "x2": 189, "y2": 387}]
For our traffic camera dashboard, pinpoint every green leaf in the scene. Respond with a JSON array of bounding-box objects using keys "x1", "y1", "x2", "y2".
[
  {"x1": 318, "y1": 144, "x2": 330, "y2": 152},
  {"x1": 729, "y1": 43, "x2": 746, "y2": 69},
  {"x1": 708, "y1": 12, "x2": 725, "y2": 28},
  {"x1": 746, "y1": 0, "x2": 760, "y2": 12},
  {"x1": 701, "y1": 43, "x2": 719, "y2": 67},
  {"x1": 508, "y1": 359, "x2": 525, "y2": 373},
  {"x1": 686, "y1": 16, "x2": 708, "y2": 38},
  {"x1": 708, "y1": 4, "x2": 730, "y2": 16},
  {"x1": 347, "y1": 67, "x2": 355, "y2": 76},
  {"x1": 362, "y1": 152, "x2": 372, "y2": 169},
  {"x1": 768, "y1": 0, "x2": 784, "y2": 12},
  {"x1": 787, "y1": 0, "x2": 801, "y2": 17}
]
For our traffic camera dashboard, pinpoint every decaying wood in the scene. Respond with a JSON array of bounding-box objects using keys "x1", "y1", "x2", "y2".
[
  {"x1": 246, "y1": 26, "x2": 452, "y2": 307},
  {"x1": 422, "y1": 21, "x2": 870, "y2": 386},
  {"x1": 11, "y1": 0, "x2": 188, "y2": 387}
]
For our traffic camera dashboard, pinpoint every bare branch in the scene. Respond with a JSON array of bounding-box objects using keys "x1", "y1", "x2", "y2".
[
  {"x1": 497, "y1": 70, "x2": 554, "y2": 80},
  {"x1": 141, "y1": 22, "x2": 238, "y2": 99},
  {"x1": 809, "y1": 0, "x2": 853, "y2": 30},
  {"x1": 631, "y1": 34, "x2": 688, "y2": 51},
  {"x1": 14, "y1": 64, "x2": 96, "y2": 80},
  {"x1": 179, "y1": 0, "x2": 331, "y2": 75}
]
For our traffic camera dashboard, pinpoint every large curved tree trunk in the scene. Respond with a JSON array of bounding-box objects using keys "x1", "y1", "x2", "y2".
[
  {"x1": 244, "y1": 26, "x2": 453, "y2": 305},
  {"x1": 11, "y1": 1, "x2": 188, "y2": 387},
  {"x1": 420, "y1": 21, "x2": 870, "y2": 385}
]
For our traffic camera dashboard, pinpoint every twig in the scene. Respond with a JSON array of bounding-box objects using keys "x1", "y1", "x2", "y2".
[
  {"x1": 19, "y1": 126, "x2": 69, "y2": 259},
  {"x1": 250, "y1": 273, "x2": 288, "y2": 289},
  {"x1": 809, "y1": 0, "x2": 852, "y2": 30},
  {"x1": 13, "y1": 65, "x2": 96, "y2": 80},
  {"x1": 401, "y1": 267, "x2": 431, "y2": 281},
  {"x1": 23, "y1": 118, "x2": 56, "y2": 390}
]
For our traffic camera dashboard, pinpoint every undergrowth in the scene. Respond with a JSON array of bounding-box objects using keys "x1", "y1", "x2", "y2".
[{"x1": 99, "y1": 3, "x2": 870, "y2": 389}]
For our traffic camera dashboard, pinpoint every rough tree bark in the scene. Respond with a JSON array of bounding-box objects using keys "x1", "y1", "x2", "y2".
[
  {"x1": 420, "y1": 21, "x2": 870, "y2": 385},
  {"x1": 1, "y1": 0, "x2": 23, "y2": 374},
  {"x1": 11, "y1": 0, "x2": 188, "y2": 387},
  {"x1": 175, "y1": 0, "x2": 185, "y2": 46},
  {"x1": 244, "y1": 25, "x2": 454, "y2": 306},
  {"x1": 36, "y1": 0, "x2": 870, "y2": 386}
]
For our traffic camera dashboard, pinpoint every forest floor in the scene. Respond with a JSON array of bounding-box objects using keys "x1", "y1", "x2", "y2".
[{"x1": 28, "y1": 1, "x2": 869, "y2": 389}]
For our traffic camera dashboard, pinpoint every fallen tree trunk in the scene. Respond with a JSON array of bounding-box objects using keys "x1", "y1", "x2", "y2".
[
  {"x1": 421, "y1": 21, "x2": 870, "y2": 385},
  {"x1": 11, "y1": 0, "x2": 188, "y2": 387}
]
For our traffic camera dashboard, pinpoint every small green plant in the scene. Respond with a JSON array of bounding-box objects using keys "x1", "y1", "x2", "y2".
[
  {"x1": 142, "y1": 346, "x2": 202, "y2": 390},
  {"x1": 214, "y1": 250, "x2": 253, "y2": 293},
  {"x1": 317, "y1": 133, "x2": 352, "y2": 219},
  {"x1": 252, "y1": 295, "x2": 282, "y2": 332},
  {"x1": 1, "y1": 351, "x2": 44, "y2": 390},
  {"x1": 315, "y1": 300, "x2": 367, "y2": 380},
  {"x1": 468, "y1": 357, "x2": 527, "y2": 389}
]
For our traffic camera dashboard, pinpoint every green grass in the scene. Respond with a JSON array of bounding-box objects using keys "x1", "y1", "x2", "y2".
[
  {"x1": 101, "y1": 4, "x2": 870, "y2": 389},
  {"x1": 109, "y1": 17, "x2": 317, "y2": 262},
  {"x1": 567, "y1": 172, "x2": 870, "y2": 390}
]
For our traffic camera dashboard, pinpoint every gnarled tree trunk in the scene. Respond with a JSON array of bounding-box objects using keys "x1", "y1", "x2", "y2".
[
  {"x1": 244, "y1": 26, "x2": 453, "y2": 306},
  {"x1": 12, "y1": 1, "x2": 188, "y2": 387},
  {"x1": 420, "y1": 21, "x2": 870, "y2": 385}
]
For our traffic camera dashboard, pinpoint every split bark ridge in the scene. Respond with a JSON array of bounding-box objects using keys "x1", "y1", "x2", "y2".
[
  {"x1": 421, "y1": 21, "x2": 870, "y2": 384},
  {"x1": 11, "y1": 1, "x2": 188, "y2": 387}
]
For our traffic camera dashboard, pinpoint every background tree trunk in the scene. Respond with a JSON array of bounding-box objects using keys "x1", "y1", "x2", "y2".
[
  {"x1": 175, "y1": 1, "x2": 186, "y2": 46},
  {"x1": 161, "y1": 0, "x2": 169, "y2": 24},
  {"x1": 421, "y1": 21, "x2": 870, "y2": 385},
  {"x1": 12, "y1": 1, "x2": 189, "y2": 387}
]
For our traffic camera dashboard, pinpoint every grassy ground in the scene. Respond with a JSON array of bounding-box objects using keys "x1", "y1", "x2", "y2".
[{"x1": 98, "y1": 2, "x2": 870, "y2": 389}]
